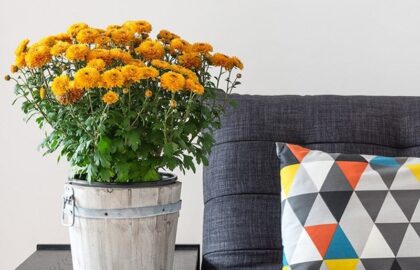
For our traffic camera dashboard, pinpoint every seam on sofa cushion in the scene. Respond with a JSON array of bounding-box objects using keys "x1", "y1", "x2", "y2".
[
  {"x1": 203, "y1": 248, "x2": 283, "y2": 257},
  {"x1": 211, "y1": 139, "x2": 420, "y2": 149},
  {"x1": 204, "y1": 192, "x2": 280, "y2": 205}
]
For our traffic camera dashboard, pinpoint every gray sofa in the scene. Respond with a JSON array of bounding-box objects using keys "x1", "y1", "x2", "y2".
[{"x1": 202, "y1": 95, "x2": 420, "y2": 269}]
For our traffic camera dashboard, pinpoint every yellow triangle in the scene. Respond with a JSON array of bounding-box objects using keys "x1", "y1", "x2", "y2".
[
  {"x1": 325, "y1": 259, "x2": 359, "y2": 270},
  {"x1": 280, "y1": 164, "x2": 300, "y2": 197},
  {"x1": 406, "y1": 164, "x2": 420, "y2": 182}
]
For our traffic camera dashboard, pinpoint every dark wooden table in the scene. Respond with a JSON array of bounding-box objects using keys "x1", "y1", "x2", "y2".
[{"x1": 16, "y1": 244, "x2": 200, "y2": 270}]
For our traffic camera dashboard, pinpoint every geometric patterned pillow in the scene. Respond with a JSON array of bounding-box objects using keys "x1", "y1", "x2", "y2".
[{"x1": 276, "y1": 143, "x2": 420, "y2": 270}]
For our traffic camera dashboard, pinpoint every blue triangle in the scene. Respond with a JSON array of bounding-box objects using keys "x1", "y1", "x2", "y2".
[
  {"x1": 325, "y1": 225, "x2": 358, "y2": 259},
  {"x1": 282, "y1": 253, "x2": 288, "y2": 267},
  {"x1": 370, "y1": 156, "x2": 400, "y2": 167}
]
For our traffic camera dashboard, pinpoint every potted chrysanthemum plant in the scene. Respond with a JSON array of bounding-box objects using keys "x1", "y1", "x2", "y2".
[{"x1": 5, "y1": 20, "x2": 242, "y2": 270}]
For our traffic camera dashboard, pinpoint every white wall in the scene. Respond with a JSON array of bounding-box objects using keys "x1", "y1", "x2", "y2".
[{"x1": 1, "y1": 0, "x2": 420, "y2": 268}]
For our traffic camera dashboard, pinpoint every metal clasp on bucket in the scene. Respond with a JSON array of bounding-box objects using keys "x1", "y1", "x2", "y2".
[{"x1": 62, "y1": 185, "x2": 75, "y2": 227}]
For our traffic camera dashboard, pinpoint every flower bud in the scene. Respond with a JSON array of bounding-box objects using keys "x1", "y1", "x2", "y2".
[
  {"x1": 169, "y1": 99, "x2": 177, "y2": 108},
  {"x1": 39, "y1": 87, "x2": 46, "y2": 100},
  {"x1": 123, "y1": 88, "x2": 129, "y2": 94},
  {"x1": 4, "y1": 75, "x2": 11, "y2": 81},
  {"x1": 236, "y1": 73, "x2": 242, "y2": 78},
  {"x1": 145, "y1": 89, "x2": 153, "y2": 98},
  {"x1": 10, "y1": 65, "x2": 18, "y2": 73}
]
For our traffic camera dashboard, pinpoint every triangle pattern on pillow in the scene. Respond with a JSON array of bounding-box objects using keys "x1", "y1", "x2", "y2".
[{"x1": 278, "y1": 144, "x2": 420, "y2": 268}]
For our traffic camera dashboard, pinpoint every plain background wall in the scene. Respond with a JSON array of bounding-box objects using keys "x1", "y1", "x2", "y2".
[{"x1": 2, "y1": 0, "x2": 420, "y2": 268}]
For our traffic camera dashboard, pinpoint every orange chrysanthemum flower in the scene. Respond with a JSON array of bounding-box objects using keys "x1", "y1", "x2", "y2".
[
  {"x1": 67, "y1": 22, "x2": 89, "y2": 37},
  {"x1": 185, "y1": 79, "x2": 205, "y2": 95},
  {"x1": 74, "y1": 67, "x2": 101, "y2": 89},
  {"x1": 15, "y1": 39, "x2": 30, "y2": 56},
  {"x1": 151, "y1": 59, "x2": 171, "y2": 70},
  {"x1": 160, "y1": 71, "x2": 185, "y2": 93},
  {"x1": 178, "y1": 52, "x2": 201, "y2": 69},
  {"x1": 211, "y1": 53, "x2": 233, "y2": 70},
  {"x1": 66, "y1": 44, "x2": 89, "y2": 61},
  {"x1": 76, "y1": 28, "x2": 101, "y2": 44},
  {"x1": 50, "y1": 41, "x2": 71, "y2": 56},
  {"x1": 135, "y1": 40, "x2": 164, "y2": 60},
  {"x1": 102, "y1": 90, "x2": 119, "y2": 105},
  {"x1": 86, "y1": 59, "x2": 106, "y2": 71},
  {"x1": 191, "y1": 42, "x2": 213, "y2": 53},
  {"x1": 121, "y1": 65, "x2": 143, "y2": 82},
  {"x1": 25, "y1": 45, "x2": 51, "y2": 68},
  {"x1": 157, "y1": 29, "x2": 179, "y2": 43},
  {"x1": 51, "y1": 75, "x2": 70, "y2": 97},
  {"x1": 102, "y1": 69, "x2": 125, "y2": 88},
  {"x1": 111, "y1": 27, "x2": 134, "y2": 45},
  {"x1": 123, "y1": 20, "x2": 152, "y2": 33}
]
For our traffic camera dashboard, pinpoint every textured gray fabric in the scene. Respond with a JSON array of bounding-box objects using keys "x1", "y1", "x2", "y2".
[{"x1": 202, "y1": 95, "x2": 420, "y2": 269}]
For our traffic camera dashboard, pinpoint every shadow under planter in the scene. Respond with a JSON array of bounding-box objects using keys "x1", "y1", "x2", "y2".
[{"x1": 16, "y1": 244, "x2": 200, "y2": 270}]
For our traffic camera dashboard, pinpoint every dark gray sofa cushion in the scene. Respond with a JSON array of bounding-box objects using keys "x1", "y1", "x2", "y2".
[{"x1": 202, "y1": 95, "x2": 420, "y2": 269}]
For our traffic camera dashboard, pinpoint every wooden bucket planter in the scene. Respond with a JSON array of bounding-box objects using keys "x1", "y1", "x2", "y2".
[{"x1": 62, "y1": 173, "x2": 182, "y2": 270}]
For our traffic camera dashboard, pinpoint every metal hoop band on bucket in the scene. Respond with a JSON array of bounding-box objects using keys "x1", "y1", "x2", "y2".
[{"x1": 62, "y1": 184, "x2": 182, "y2": 227}]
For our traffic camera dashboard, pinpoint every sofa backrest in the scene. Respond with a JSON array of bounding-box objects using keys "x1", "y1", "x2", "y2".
[{"x1": 202, "y1": 95, "x2": 420, "y2": 269}]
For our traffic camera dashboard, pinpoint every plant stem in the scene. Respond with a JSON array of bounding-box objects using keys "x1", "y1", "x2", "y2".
[{"x1": 216, "y1": 67, "x2": 223, "y2": 89}]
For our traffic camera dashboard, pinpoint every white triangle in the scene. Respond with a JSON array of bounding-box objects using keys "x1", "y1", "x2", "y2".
[
  {"x1": 360, "y1": 225, "x2": 394, "y2": 258},
  {"x1": 361, "y1": 154, "x2": 375, "y2": 162},
  {"x1": 375, "y1": 192, "x2": 408, "y2": 223},
  {"x1": 301, "y1": 161, "x2": 334, "y2": 191},
  {"x1": 282, "y1": 200, "x2": 304, "y2": 264},
  {"x1": 340, "y1": 193, "x2": 375, "y2": 256},
  {"x1": 305, "y1": 194, "x2": 337, "y2": 226},
  {"x1": 357, "y1": 261, "x2": 366, "y2": 270},
  {"x1": 411, "y1": 199, "x2": 420, "y2": 222},
  {"x1": 320, "y1": 261, "x2": 328, "y2": 270},
  {"x1": 302, "y1": 149, "x2": 335, "y2": 162},
  {"x1": 397, "y1": 224, "x2": 420, "y2": 257},
  {"x1": 402, "y1": 157, "x2": 419, "y2": 165},
  {"x1": 355, "y1": 164, "x2": 388, "y2": 190},
  {"x1": 390, "y1": 166, "x2": 420, "y2": 190},
  {"x1": 290, "y1": 228, "x2": 322, "y2": 265},
  {"x1": 288, "y1": 166, "x2": 318, "y2": 197}
]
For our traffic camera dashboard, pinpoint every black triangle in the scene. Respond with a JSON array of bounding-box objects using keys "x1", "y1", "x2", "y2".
[
  {"x1": 320, "y1": 163, "x2": 353, "y2": 192},
  {"x1": 390, "y1": 259, "x2": 402, "y2": 270},
  {"x1": 281, "y1": 200, "x2": 286, "y2": 213},
  {"x1": 390, "y1": 190, "x2": 420, "y2": 221},
  {"x1": 289, "y1": 260, "x2": 322, "y2": 270},
  {"x1": 412, "y1": 223, "x2": 420, "y2": 238},
  {"x1": 396, "y1": 258, "x2": 420, "y2": 270},
  {"x1": 361, "y1": 258, "x2": 394, "y2": 270},
  {"x1": 320, "y1": 191, "x2": 353, "y2": 222},
  {"x1": 329, "y1": 153, "x2": 340, "y2": 160},
  {"x1": 356, "y1": 191, "x2": 388, "y2": 221},
  {"x1": 370, "y1": 164, "x2": 399, "y2": 189},
  {"x1": 279, "y1": 144, "x2": 300, "y2": 169},
  {"x1": 396, "y1": 157, "x2": 408, "y2": 166},
  {"x1": 335, "y1": 154, "x2": 367, "y2": 162},
  {"x1": 287, "y1": 193, "x2": 318, "y2": 226},
  {"x1": 376, "y1": 223, "x2": 409, "y2": 255}
]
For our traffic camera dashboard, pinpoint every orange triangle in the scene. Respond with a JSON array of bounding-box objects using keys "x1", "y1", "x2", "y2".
[
  {"x1": 336, "y1": 161, "x2": 368, "y2": 189},
  {"x1": 287, "y1": 144, "x2": 310, "y2": 162},
  {"x1": 305, "y1": 224, "x2": 338, "y2": 257}
]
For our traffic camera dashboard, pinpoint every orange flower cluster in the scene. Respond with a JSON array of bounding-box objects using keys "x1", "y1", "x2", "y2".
[{"x1": 11, "y1": 20, "x2": 243, "y2": 106}]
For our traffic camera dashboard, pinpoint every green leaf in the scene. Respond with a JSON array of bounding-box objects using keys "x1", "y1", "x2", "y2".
[
  {"x1": 143, "y1": 168, "x2": 160, "y2": 181},
  {"x1": 98, "y1": 137, "x2": 112, "y2": 154},
  {"x1": 127, "y1": 130, "x2": 141, "y2": 151},
  {"x1": 116, "y1": 163, "x2": 131, "y2": 181},
  {"x1": 163, "y1": 142, "x2": 178, "y2": 156}
]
